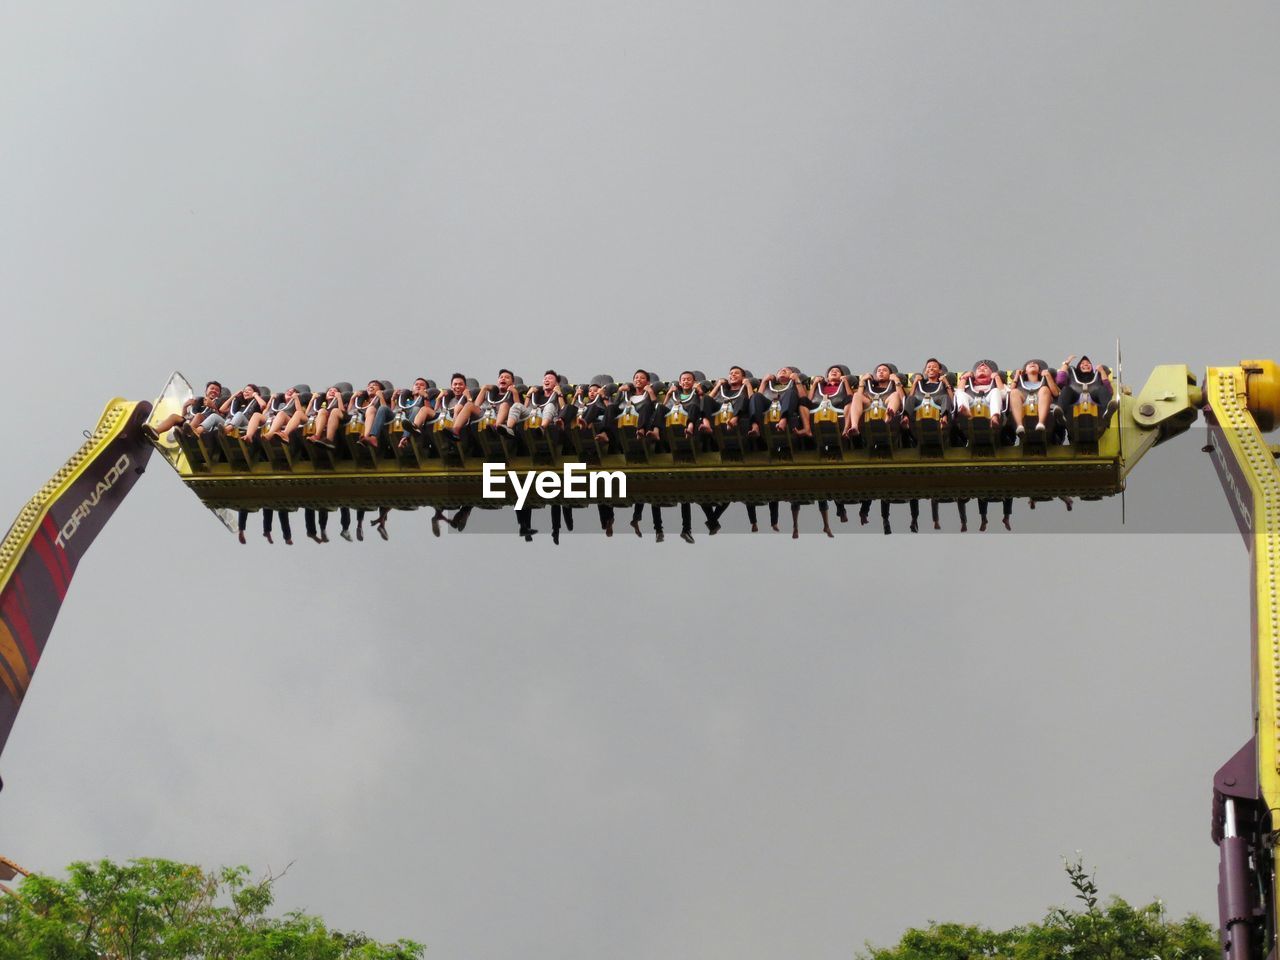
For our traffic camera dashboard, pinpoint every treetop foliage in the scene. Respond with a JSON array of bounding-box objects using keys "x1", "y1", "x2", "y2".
[
  {"x1": 0, "y1": 857, "x2": 423, "y2": 960},
  {"x1": 858, "y1": 856, "x2": 1219, "y2": 960}
]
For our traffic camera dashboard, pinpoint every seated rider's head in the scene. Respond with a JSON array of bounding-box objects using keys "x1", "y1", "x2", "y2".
[
  {"x1": 728, "y1": 366, "x2": 745, "y2": 386},
  {"x1": 1077, "y1": 356, "x2": 1094, "y2": 375},
  {"x1": 450, "y1": 373, "x2": 466, "y2": 396},
  {"x1": 923, "y1": 359, "x2": 942, "y2": 380},
  {"x1": 498, "y1": 369, "x2": 514, "y2": 390},
  {"x1": 326, "y1": 385, "x2": 340, "y2": 400},
  {"x1": 1023, "y1": 360, "x2": 1042, "y2": 379},
  {"x1": 543, "y1": 370, "x2": 559, "y2": 392},
  {"x1": 827, "y1": 365, "x2": 844, "y2": 384},
  {"x1": 413, "y1": 377, "x2": 428, "y2": 394},
  {"x1": 973, "y1": 362, "x2": 994, "y2": 384},
  {"x1": 632, "y1": 369, "x2": 650, "y2": 389},
  {"x1": 205, "y1": 381, "x2": 222, "y2": 400},
  {"x1": 678, "y1": 371, "x2": 696, "y2": 390},
  {"x1": 241, "y1": 384, "x2": 256, "y2": 398},
  {"x1": 874, "y1": 364, "x2": 893, "y2": 384},
  {"x1": 367, "y1": 380, "x2": 381, "y2": 393}
]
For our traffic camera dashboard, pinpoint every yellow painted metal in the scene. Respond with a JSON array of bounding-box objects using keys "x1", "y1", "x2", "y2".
[
  {"x1": 1205, "y1": 364, "x2": 1280, "y2": 925},
  {"x1": 1242, "y1": 359, "x2": 1280, "y2": 433},
  {"x1": 0, "y1": 400, "x2": 143, "y2": 596},
  {"x1": 147, "y1": 367, "x2": 1205, "y2": 510}
]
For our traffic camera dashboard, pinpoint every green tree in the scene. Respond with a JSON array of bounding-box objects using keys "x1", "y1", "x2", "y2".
[
  {"x1": 859, "y1": 856, "x2": 1219, "y2": 960},
  {"x1": 0, "y1": 858, "x2": 423, "y2": 960}
]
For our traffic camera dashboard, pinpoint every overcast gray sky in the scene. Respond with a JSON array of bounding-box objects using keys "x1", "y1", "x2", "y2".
[{"x1": 1, "y1": 2, "x2": 1278, "y2": 957}]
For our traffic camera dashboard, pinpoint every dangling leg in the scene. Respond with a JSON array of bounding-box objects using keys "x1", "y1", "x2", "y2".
[
  {"x1": 909, "y1": 500, "x2": 919, "y2": 533},
  {"x1": 881, "y1": 500, "x2": 891, "y2": 536}
]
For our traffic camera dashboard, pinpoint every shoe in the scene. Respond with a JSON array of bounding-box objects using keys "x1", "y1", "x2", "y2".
[
  {"x1": 321, "y1": 532, "x2": 329, "y2": 543},
  {"x1": 523, "y1": 528, "x2": 537, "y2": 542},
  {"x1": 837, "y1": 506, "x2": 848, "y2": 523},
  {"x1": 604, "y1": 521, "x2": 613, "y2": 537},
  {"x1": 431, "y1": 516, "x2": 441, "y2": 538},
  {"x1": 1003, "y1": 517, "x2": 1012, "y2": 531},
  {"x1": 1016, "y1": 425, "x2": 1025, "y2": 438},
  {"x1": 751, "y1": 523, "x2": 758, "y2": 533},
  {"x1": 452, "y1": 512, "x2": 469, "y2": 532},
  {"x1": 340, "y1": 529, "x2": 353, "y2": 542},
  {"x1": 681, "y1": 531, "x2": 694, "y2": 544},
  {"x1": 264, "y1": 532, "x2": 273, "y2": 544},
  {"x1": 980, "y1": 519, "x2": 989, "y2": 532},
  {"x1": 910, "y1": 520, "x2": 919, "y2": 533},
  {"x1": 1035, "y1": 423, "x2": 1046, "y2": 433},
  {"x1": 285, "y1": 538, "x2": 293, "y2": 546},
  {"x1": 237, "y1": 530, "x2": 246, "y2": 544},
  {"x1": 552, "y1": 530, "x2": 560, "y2": 544},
  {"x1": 706, "y1": 521, "x2": 720, "y2": 535},
  {"x1": 309, "y1": 534, "x2": 323, "y2": 543},
  {"x1": 655, "y1": 531, "x2": 665, "y2": 543},
  {"x1": 356, "y1": 524, "x2": 364, "y2": 541},
  {"x1": 375, "y1": 522, "x2": 389, "y2": 541},
  {"x1": 882, "y1": 522, "x2": 891, "y2": 535},
  {"x1": 564, "y1": 512, "x2": 574, "y2": 531},
  {"x1": 630, "y1": 520, "x2": 642, "y2": 538}
]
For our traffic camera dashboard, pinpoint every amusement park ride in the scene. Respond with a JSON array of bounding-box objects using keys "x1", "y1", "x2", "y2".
[{"x1": 0, "y1": 359, "x2": 1277, "y2": 958}]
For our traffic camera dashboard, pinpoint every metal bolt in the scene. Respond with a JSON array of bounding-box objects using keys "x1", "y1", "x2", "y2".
[{"x1": 1139, "y1": 403, "x2": 1156, "y2": 417}]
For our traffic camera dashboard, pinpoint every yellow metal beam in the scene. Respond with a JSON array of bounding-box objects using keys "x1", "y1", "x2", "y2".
[{"x1": 1204, "y1": 365, "x2": 1280, "y2": 927}]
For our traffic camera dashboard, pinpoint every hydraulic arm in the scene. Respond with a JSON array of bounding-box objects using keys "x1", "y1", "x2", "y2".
[{"x1": 1206, "y1": 360, "x2": 1280, "y2": 960}]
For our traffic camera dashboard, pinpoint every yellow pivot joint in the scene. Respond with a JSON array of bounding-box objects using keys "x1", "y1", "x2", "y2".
[{"x1": 1241, "y1": 359, "x2": 1280, "y2": 433}]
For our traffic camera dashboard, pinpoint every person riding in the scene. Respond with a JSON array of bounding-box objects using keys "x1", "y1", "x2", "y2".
[
  {"x1": 304, "y1": 384, "x2": 349, "y2": 449},
  {"x1": 570, "y1": 380, "x2": 612, "y2": 445},
  {"x1": 222, "y1": 384, "x2": 268, "y2": 439},
  {"x1": 1056, "y1": 355, "x2": 1113, "y2": 411},
  {"x1": 663, "y1": 371, "x2": 711, "y2": 439},
  {"x1": 389, "y1": 377, "x2": 430, "y2": 449},
  {"x1": 845, "y1": 363, "x2": 904, "y2": 438},
  {"x1": 809, "y1": 364, "x2": 856, "y2": 439},
  {"x1": 355, "y1": 380, "x2": 394, "y2": 449},
  {"x1": 1009, "y1": 359, "x2": 1058, "y2": 439},
  {"x1": 954, "y1": 361, "x2": 1006, "y2": 440},
  {"x1": 753, "y1": 366, "x2": 812, "y2": 437},
  {"x1": 475, "y1": 369, "x2": 520, "y2": 435},
  {"x1": 613, "y1": 369, "x2": 660, "y2": 442},
  {"x1": 707, "y1": 365, "x2": 758, "y2": 438},
  {"x1": 145, "y1": 381, "x2": 227, "y2": 441},
  {"x1": 902, "y1": 358, "x2": 953, "y2": 435},
  {"x1": 262, "y1": 386, "x2": 307, "y2": 444},
  {"x1": 509, "y1": 370, "x2": 566, "y2": 432},
  {"x1": 435, "y1": 373, "x2": 477, "y2": 439}
]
